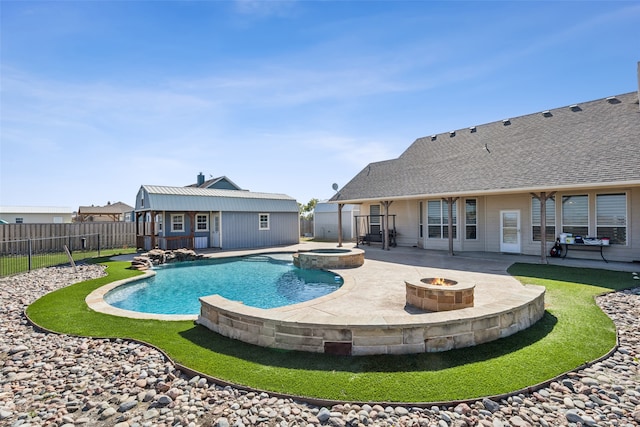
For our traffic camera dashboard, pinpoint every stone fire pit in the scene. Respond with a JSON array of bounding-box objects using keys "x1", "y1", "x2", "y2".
[{"x1": 405, "y1": 277, "x2": 475, "y2": 312}]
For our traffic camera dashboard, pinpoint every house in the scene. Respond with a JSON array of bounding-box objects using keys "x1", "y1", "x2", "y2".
[
  {"x1": 313, "y1": 202, "x2": 360, "y2": 241},
  {"x1": 134, "y1": 175, "x2": 300, "y2": 250},
  {"x1": 331, "y1": 65, "x2": 640, "y2": 263},
  {"x1": 76, "y1": 201, "x2": 134, "y2": 222},
  {"x1": 0, "y1": 206, "x2": 74, "y2": 224}
]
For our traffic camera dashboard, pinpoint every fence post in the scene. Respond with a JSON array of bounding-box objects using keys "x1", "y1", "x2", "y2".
[
  {"x1": 98, "y1": 234, "x2": 101, "y2": 257},
  {"x1": 68, "y1": 235, "x2": 72, "y2": 255},
  {"x1": 28, "y1": 239, "x2": 32, "y2": 272}
]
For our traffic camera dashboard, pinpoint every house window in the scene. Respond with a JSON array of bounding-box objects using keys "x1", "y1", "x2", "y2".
[
  {"x1": 596, "y1": 193, "x2": 626, "y2": 245},
  {"x1": 369, "y1": 204, "x2": 381, "y2": 234},
  {"x1": 171, "y1": 214, "x2": 184, "y2": 232},
  {"x1": 562, "y1": 195, "x2": 588, "y2": 237},
  {"x1": 532, "y1": 197, "x2": 556, "y2": 241},
  {"x1": 465, "y1": 199, "x2": 477, "y2": 240},
  {"x1": 15, "y1": 217, "x2": 23, "y2": 224},
  {"x1": 418, "y1": 202, "x2": 424, "y2": 238},
  {"x1": 427, "y1": 199, "x2": 457, "y2": 239},
  {"x1": 259, "y1": 213, "x2": 270, "y2": 230},
  {"x1": 196, "y1": 214, "x2": 208, "y2": 231}
]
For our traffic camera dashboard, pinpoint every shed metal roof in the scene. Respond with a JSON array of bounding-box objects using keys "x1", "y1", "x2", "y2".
[
  {"x1": 332, "y1": 91, "x2": 640, "y2": 203},
  {"x1": 138, "y1": 185, "x2": 299, "y2": 213}
]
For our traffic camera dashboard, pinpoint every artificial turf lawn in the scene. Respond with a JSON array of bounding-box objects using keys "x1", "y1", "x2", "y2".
[{"x1": 26, "y1": 260, "x2": 635, "y2": 403}]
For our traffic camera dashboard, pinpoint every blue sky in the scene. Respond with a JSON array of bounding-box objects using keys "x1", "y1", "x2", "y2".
[{"x1": 1, "y1": 1, "x2": 638, "y2": 210}]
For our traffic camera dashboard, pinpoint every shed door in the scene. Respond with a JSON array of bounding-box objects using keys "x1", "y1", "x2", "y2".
[
  {"x1": 500, "y1": 210, "x2": 521, "y2": 253},
  {"x1": 211, "y1": 212, "x2": 221, "y2": 247}
]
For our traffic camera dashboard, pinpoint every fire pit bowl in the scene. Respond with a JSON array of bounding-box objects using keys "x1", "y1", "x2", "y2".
[{"x1": 405, "y1": 278, "x2": 474, "y2": 312}]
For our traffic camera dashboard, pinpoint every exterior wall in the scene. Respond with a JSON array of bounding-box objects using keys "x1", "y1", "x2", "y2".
[
  {"x1": 363, "y1": 186, "x2": 639, "y2": 263},
  {"x1": 314, "y1": 208, "x2": 360, "y2": 240},
  {"x1": 221, "y1": 211, "x2": 299, "y2": 249},
  {"x1": 0, "y1": 212, "x2": 73, "y2": 224}
]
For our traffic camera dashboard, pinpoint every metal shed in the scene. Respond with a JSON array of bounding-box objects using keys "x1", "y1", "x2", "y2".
[
  {"x1": 134, "y1": 185, "x2": 299, "y2": 250},
  {"x1": 313, "y1": 202, "x2": 360, "y2": 241}
]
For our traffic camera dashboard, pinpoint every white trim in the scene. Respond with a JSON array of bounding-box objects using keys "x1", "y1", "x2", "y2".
[
  {"x1": 171, "y1": 214, "x2": 184, "y2": 232},
  {"x1": 259, "y1": 213, "x2": 270, "y2": 230},
  {"x1": 196, "y1": 214, "x2": 209, "y2": 232}
]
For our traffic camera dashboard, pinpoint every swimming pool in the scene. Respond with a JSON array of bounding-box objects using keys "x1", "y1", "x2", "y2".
[{"x1": 104, "y1": 253, "x2": 343, "y2": 315}]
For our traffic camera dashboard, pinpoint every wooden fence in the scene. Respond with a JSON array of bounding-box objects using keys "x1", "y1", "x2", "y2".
[{"x1": 0, "y1": 222, "x2": 136, "y2": 251}]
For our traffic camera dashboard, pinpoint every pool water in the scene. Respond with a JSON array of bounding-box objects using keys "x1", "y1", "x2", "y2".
[{"x1": 105, "y1": 253, "x2": 343, "y2": 315}]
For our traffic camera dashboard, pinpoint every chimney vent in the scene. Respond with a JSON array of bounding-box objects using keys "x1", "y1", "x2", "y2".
[
  {"x1": 606, "y1": 96, "x2": 620, "y2": 104},
  {"x1": 469, "y1": 126, "x2": 477, "y2": 133},
  {"x1": 570, "y1": 104, "x2": 582, "y2": 112},
  {"x1": 542, "y1": 110, "x2": 552, "y2": 117},
  {"x1": 502, "y1": 119, "x2": 511, "y2": 126},
  {"x1": 197, "y1": 172, "x2": 205, "y2": 186}
]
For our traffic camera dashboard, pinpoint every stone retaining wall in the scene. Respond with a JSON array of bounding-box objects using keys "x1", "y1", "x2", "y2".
[
  {"x1": 197, "y1": 286, "x2": 545, "y2": 355},
  {"x1": 292, "y1": 248, "x2": 364, "y2": 269}
]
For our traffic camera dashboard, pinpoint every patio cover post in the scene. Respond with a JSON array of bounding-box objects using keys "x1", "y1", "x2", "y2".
[
  {"x1": 444, "y1": 197, "x2": 458, "y2": 256},
  {"x1": 531, "y1": 191, "x2": 556, "y2": 264},
  {"x1": 337, "y1": 203, "x2": 344, "y2": 247},
  {"x1": 382, "y1": 200, "x2": 393, "y2": 250}
]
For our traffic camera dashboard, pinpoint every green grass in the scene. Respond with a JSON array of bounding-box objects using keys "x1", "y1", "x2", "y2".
[
  {"x1": 26, "y1": 260, "x2": 635, "y2": 403},
  {"x1": 0, "y1": 247, "x2": 137, "y2": 277}
]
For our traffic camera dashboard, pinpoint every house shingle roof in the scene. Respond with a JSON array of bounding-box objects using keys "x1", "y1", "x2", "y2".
[{"x1": 332, "y1": 92, "x2": 640, "y2": 203}]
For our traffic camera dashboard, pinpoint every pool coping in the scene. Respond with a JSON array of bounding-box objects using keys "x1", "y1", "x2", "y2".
[{"x1": 85, "y1": 270, "x2": 198, "y2": 321}]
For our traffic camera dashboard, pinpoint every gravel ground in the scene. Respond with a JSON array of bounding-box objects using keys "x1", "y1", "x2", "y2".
[{"x1": 1, "y1": 264, "x2": 639, "y2": 427}]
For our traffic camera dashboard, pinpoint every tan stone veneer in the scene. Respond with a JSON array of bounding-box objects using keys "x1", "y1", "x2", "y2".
[{"x1": 196, "y1": 285, "x2": 545, "y2": 355}]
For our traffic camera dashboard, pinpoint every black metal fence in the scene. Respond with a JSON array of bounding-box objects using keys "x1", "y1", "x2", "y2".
[{"x1": 0, "y1": 232, "x2": 135, "y2": 277}]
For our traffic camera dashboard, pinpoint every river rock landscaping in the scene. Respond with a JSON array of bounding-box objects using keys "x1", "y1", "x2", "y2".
[{"x1": 1, "y1": 264, "x2": 639, "y2": 427}]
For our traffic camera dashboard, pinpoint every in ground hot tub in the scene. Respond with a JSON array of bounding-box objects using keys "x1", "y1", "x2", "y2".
[
  {"x1": 405, "y1": 277, "x2": 475, "y2": 312},
  {"x1": 292, "y1": 248, "x2": 364, "y2": 269}
]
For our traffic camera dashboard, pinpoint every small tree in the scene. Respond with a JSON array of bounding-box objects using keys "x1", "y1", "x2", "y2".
[{"x1": 299, "y1": 198, "x2": 318, "y2": 220}]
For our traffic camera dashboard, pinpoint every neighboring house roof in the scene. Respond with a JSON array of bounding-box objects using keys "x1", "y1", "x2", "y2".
[
  {"x1": 187, "y1": 175, "x2": 243, "y2": 190},
  {"x1": 138, "y1": 185, "x2": 299, "y2": 213},
  {"x1": 332, "y1": 92, "x2": 640, "y2": 203},
  {"x1": 0, "y1": 206, "x2": 73, "y2": 214},
  {"x1": 77, "y1": 201, "x2": 133, "y2": 215}
]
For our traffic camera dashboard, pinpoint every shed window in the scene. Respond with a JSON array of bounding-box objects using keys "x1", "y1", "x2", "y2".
[
  {"x1": 596, "y1": 193, "x2": 626, "y2": 245},
  {"x1": 427, "y1": 199, "x2": 457, "y2": 239},
  {"x1": 562, "y1": 195, "x2": 588, "y2": 237},
  {"x1": 171, "y1": 214, "x2": 184, "y2": 232},
  {"x1": 196, "y1": 214, "x2": 208, "y2": 231},
  {"x1": 532, "y1": 197, "x2": 556, "y2": 242},
  {"x1": 465, "y1": 199, "x2": 477, "y2": 240},
  {"x1": 15, "y1": 217, "x2": 23, "y2": 224},
  {"x1": 259, "y1": 213, "x2": 270, "y2": 230}
]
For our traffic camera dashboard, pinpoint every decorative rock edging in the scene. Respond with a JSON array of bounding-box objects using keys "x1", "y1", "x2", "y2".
[
  {"x1": 1, "y1": 264, "x2": 639, "y2": 427},
  {"x1": 131, "y1": 248, "x2": 205, "y2": 270}
]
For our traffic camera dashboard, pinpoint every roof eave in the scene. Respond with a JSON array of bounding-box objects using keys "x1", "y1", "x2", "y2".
[{"x1": 329, "y1": 180, "x2": 640, "y2": 204}]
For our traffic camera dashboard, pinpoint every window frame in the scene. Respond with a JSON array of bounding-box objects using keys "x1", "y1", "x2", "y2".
[
  {"x1": 196, "y1": 214, "x2": 209, "y2": 232},
  {"x1": 464, "y1": 199, "x2": 477, "y2": 240},
  {"x1": 259, "y1": 213, "x2": 270, "y2": 230},
  {"x1": 427, "y1": 199, "x2": 457, "y2": 239},
  {"x1": 171, "y1": 214, "x2": 184, "y2": 232},
  {"x1": 561, "y1": 194, "x2": 589, "y2": 237},
  {"x1": 596, "y1": 192, "x2": 627, "y2": 245}
]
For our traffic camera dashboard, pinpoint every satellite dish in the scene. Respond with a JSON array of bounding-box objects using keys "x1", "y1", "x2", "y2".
[{"x1": 332, "y1": 183, "x2": 339, "y2": 191}]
